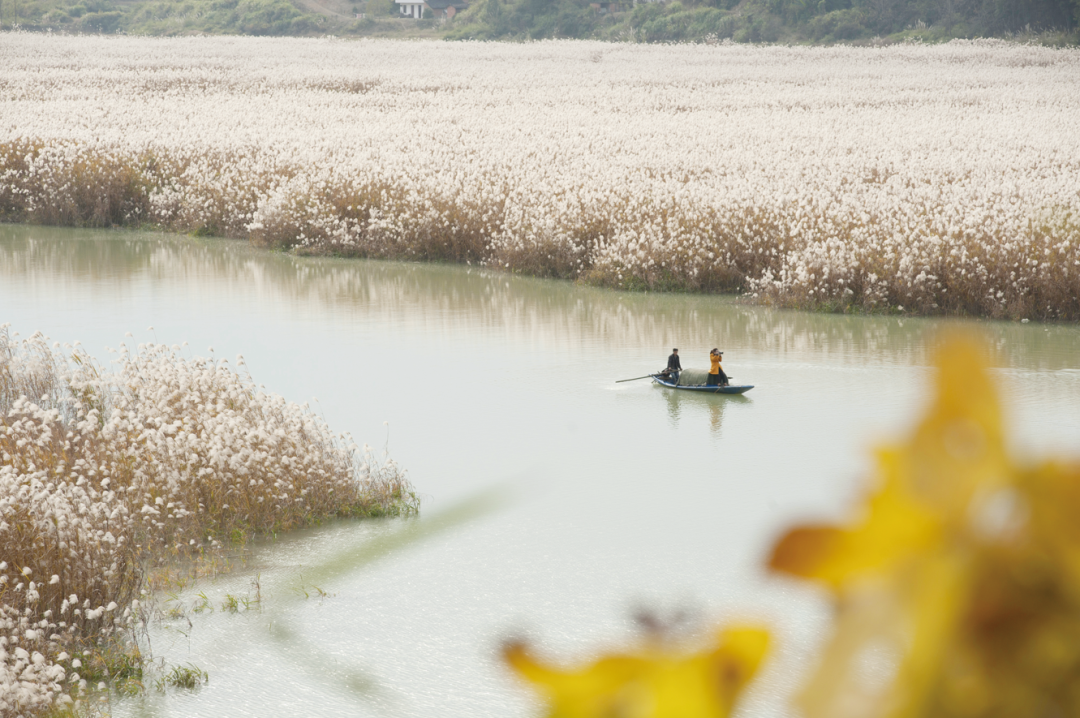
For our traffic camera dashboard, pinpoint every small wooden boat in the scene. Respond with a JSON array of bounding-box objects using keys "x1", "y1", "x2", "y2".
[{"x1": 652, "y1": 374, "x2": 754, "y2": 395}]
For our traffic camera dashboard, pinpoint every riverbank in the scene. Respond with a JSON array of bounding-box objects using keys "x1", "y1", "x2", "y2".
[
  {"x1": 2, "y1": 35, "x2": 1078, "y2": 322},
  {"x1": 0, "y1": 325, "x2": 416, "y2": 715}
]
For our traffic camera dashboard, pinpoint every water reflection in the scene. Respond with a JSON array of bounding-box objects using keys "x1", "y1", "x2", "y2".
[
  {"x1": 3, "y1": 224, "x2": 1078, "y2": 370},
  {"x1": 660, "y1": 386, "x2": 752, "y2": 438}
]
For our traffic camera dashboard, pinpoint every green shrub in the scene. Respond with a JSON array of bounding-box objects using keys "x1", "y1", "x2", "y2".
[
  {"x1": 80, "y1": 9, "x2": 122, "y2": 30},
  {"x1": 806, "y1": 8, "x2": 867, "y2": 40},
  {"x1": 43, "y1": 8, "x2": 72, "y2": 21}
]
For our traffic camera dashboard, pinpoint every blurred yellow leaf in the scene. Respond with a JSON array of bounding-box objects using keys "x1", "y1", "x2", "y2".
[
  {"x1": 769, "y1": 335, "x2": 1080, "y2": 718},
  {"x1": 504, "y1": 626, "x2": 769, "y2": 718}
]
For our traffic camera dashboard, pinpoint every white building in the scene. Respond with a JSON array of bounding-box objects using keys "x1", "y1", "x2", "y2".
[
  {"x1": 396, "y1": 0, "x2": 425, "y2": 18},
  {"x1": 395, "y1": 0, "x2": 467, "y2": 18}
]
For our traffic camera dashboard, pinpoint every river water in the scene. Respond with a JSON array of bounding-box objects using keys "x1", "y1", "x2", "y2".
[{"x1": 2, "y1": 224, "x2": 1078, "y2": 718}]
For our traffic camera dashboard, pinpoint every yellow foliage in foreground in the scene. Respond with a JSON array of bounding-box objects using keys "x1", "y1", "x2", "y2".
[
  {"x1": 510, "y1": 337, "x2": 1080, "y2": 718},
  {"x1": 771, "y1": 337, "x2": 1080, "y2": 718},
  {"x1": 503, "y1": 627, "x2": 769, "y2": 718}
]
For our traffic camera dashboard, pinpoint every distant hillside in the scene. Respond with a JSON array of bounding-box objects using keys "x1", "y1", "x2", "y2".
[
  {"x1": 0, "y1": 0, "x2": 445, "y2": 36},
  {"x1": 447, "y1": 0, "x2": 1079, "y2": 43},
  {"x1": 1, "y1": 0, "x2": 1077, "y2": 42}
]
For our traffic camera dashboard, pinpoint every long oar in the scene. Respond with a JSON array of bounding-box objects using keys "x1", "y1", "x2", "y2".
[{"x1": 616, "y1": 373, "x2": 658, "y2": 383}]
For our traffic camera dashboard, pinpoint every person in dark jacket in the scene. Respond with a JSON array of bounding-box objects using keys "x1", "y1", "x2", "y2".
[{"x1": 662, "y1": 348, "x2": 682, "y2": 383}]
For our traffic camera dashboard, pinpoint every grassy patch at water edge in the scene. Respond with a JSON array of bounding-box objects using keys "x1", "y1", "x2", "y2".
[{"x1": 0, "y1": 324, "x2": 417, "y2": 714}]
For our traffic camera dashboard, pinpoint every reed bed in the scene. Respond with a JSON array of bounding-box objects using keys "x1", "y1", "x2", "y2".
[
  {"x1": 0, "y1": 325, "x2": 416, "y2": 716},
  {"x1": 1, "y1": 35, "x2": 1078, "y2": 320}
]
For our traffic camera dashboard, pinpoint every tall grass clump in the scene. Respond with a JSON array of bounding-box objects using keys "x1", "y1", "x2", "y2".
[
  {"x1": 0, "y1": 325, "x2": 416, "y2": 715},
  {"x1": 2, "y1": 36, "x2": 1079, "y2": 320}
]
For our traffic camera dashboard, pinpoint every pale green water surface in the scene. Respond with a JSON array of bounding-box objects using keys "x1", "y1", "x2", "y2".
[{"x1": 1, "y1": 224, "x2": 1078, "y2": 717}]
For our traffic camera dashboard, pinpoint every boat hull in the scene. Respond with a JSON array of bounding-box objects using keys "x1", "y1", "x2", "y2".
[{"x1": 652, "y1": 376, "x2": 753, "y2": 394}]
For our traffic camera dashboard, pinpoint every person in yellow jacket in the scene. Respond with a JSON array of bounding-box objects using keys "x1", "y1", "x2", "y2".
[{"x1": 707, "y1": 348, "x2": 729, "y2": 387}]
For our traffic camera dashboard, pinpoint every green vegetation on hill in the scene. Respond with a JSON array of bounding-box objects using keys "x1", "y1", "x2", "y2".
[
  {"x1": 1, "y1": 0, "x2": 1077, "y2": 42},
  {"x1": 35, "y1": 0, "x2": 321, "y2": 34},
  {"x1": 447, "y1": 0, "x2": 1080, "y2": 42},
  {"x1": 0, "y1": 0, "x2": 445, "y2": 36}
]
